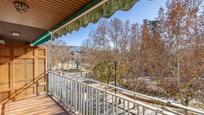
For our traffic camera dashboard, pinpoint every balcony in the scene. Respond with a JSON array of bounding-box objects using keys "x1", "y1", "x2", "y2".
[
  {"x1": 0, "y1": 70, "x2": 204, "y2": 115},
  {"x1": 0, "y1": 0, "x2": 204, "y2": 115}
]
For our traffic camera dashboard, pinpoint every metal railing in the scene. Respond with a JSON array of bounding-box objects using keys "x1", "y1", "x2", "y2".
[
  {"x1": 48, "y1": 71, "x2": 204, "y2": 115},
  {"x1": 68, "y1": 74, "x2": 204, "y2": 115}
]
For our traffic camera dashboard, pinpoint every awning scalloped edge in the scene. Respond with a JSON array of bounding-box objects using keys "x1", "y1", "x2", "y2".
[
  {"x1": 53, "y1": 0, "x2": 138, "y2": 39},
  {"x1": 31, "y1": 0, "x2": 138, "y2": 46}
]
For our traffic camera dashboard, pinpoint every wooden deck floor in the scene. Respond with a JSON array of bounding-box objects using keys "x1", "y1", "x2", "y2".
[{"x1": 0, "y1": 96, "x2": 71, "y2": 115}]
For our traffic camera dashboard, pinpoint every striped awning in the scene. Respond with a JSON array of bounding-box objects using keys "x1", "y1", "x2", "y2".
[{"x1": 31, "y1": 0, "x2": 138, "y2": 46}]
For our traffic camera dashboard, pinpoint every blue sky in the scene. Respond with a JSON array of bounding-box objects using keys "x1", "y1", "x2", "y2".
[{"x1": 59, "y1": 0, "x2": 167, "y2": 46}]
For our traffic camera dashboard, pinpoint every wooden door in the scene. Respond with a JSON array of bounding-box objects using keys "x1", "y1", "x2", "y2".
[{"x1": 0, "y1": 45, "x2": 47, "y2": 103}]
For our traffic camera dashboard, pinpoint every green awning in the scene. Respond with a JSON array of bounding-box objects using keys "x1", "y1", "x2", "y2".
[
  {"x1": 31, "y1": 32, "x2": 52, "y2": 46},
  {"x1": 31, "y1": 0, "x2": 138, "y2": 46}
]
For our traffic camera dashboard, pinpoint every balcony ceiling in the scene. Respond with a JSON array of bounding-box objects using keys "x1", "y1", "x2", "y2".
[
  {"x1": 0, "y1": 0, "x2": 90, "y2": 43},
  {"x1": 0, "y1": 0, "x2": 90, "y2": 30}
]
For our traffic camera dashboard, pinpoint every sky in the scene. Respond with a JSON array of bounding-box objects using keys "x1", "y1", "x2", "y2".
[{"x1": 58, "y1": 0, "x2": 168, "y2": 46}]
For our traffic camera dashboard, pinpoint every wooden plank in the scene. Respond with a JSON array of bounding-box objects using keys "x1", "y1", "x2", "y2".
[
  {"x1": 10, "y1": 46, "x2": 14, "y2": 101},
  {"x1": 34, "y1": 48, "x2": 39, "y2": 96},
  {"x1": 0, "y1": 96, "x2": 66, "y2": 115}
]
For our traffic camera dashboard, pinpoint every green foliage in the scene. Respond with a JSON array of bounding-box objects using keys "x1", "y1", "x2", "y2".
[
  {"x1": 92, "y1": 61, "x2": 114, "y2": 83},
  {"x1": 91, "y1": 60, "x2": 128, "y2": 84}
]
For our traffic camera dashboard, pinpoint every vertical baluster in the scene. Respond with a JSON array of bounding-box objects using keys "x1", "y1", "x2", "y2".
[
  {"x1": 155, "y1": 111, "x2": 158, "y2": 115},
  {"x1": 58, "y1": 75, "x2": 60, "y2": 99},
  {"x1": 71, "y1": 79, "x2": 73, "y2": 110},
  {"x1": 48, "y1": 72, "x2": 50, "y2": 92},
  {"x1": 53, "y1": 73, "x2": 54, "y2": 94},
  {"x1": 64, "y1": 78, "x2": 67, "y2": 106},
  {"x1": 53, "y1": 73, "x2": 55, "y2": 95},
  {"x1": 123, "y1": 99, "x2": 126, "y2": 115},
  {"x1": 62, "y1": 77, "x2": 65, "y2": 103},
  {"x1": 86, "y1": 86, "x2": 89, "y2": 115},
  {"x1": 48, "y1": 72, "x2": 50, "y2": 93},
  {"x1": 78, "y1": 83, "x2": 80, "y2": 113},
  {"x1": 106, "y1": 92, "x2": 109, "y2": 115},
  {"x1": 74, "y1": 81, "x2": 76, "y2": 111},
  {"x1": 51, "y1": 73, "x2": 53, "y2": 92},
  {"x1": 98, "y1": 90, "x2": 100, "y2": 115},
  {"x1": 70, "y1": 80, "x2": 73, "y2": 109},
  {"x1": 64, "y1": 77, "x2": 66, "y2": 103},
  {"x1": 55, "y1": 73, "x2": 57, "y2": 96},
  {"x1": 60, "y1": 75, "x2": 62, "y2": 99},
  {"x1": 53, "y1": 73, "x2": 54, "y2": 93},
  {"x1": 73, "y1": 81, "x2": 75, "y2": 110},
  {"x1": 56, "y1": 73, "x2": 58, "y2": 97},
  {"x1": 137, "y1": 105, "x2": 140, "y2": 115},
  {"x1": 66, "y1": 78, "x2": 69, "y2": 107},
  {"x1": 75, "y1": 81, "x2": 77, "y2": 111},
  {"x1": 112, "y1": 95, "x2": 115, "y2": 115},
  {"x1": 54, "y1": 73, "x2": 56, "y2": 95},
  {"x1": 53, "y1": 73, "x2": 55, "y2": 93},
  {"x1": 116, "y1": 96, "x2": 118, "y2": 115},
  {"x1": 81, "y1": 83, "x2": 83, "y2": 114},
  {"x1": 128, "y1": 101, "x2": 130, "y2": 115},
  {"x1": 96, "y1": 89, "x2": 98, "y2": 115},
  {"x1": 70, "y1": 79, "x2": 72, "y2": 108},
  {"x1": 91, "y1": 88, "x2": 94, "y2": 115},
  {"x1": 67, "y1": 79, "x2": 69, "y2": 107},
  {"x1": 103, "y1": 92, "x2": 105, "y2": 115},
  {"x1": 83, "y1": 83, "x2": 85, "y2": 114},
  {"x1": 76, "y1": 81, "x2": 78, "y2": 111},
  {"x1": 56, "y1": 76, "x2": 59, "y2": 99},
  {"x1": 80, "y1": 84, "x2": 83, "y2": 114}
]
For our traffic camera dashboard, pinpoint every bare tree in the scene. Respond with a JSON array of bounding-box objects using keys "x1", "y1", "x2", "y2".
[
  {"x1": 157, "y1": 0, "x2": 204, "y2": 106},
  {"x1": 45, "y1": 40, "x2": 70, "y2": 70}
]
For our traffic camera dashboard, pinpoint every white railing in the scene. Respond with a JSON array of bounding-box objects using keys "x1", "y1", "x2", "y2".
[{"x1": 48, "y1": 71, "x2": 204, "y2": 115}]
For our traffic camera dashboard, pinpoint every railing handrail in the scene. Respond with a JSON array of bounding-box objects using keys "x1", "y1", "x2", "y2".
[
  {"x1": 77, "y1": 76, "x2": 204, "y2": 114},
  {"x1": 49, "y1": 71, "x2": 204, "y2": 114}
]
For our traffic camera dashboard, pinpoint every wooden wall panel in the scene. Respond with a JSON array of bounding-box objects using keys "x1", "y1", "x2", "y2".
[
  {"x1": 15, "y1": 59, "x2": 26, "y2": 89},
  {"x1": 0, "y1": 58, "x2": 10, "y2": 90},
  {"x1": 14, "y1": 48, "x2": 25, "y2": 56},
  {"x1": 38, "y1": 59, "x2": 46, "y2": 94},
  {"x1": 0, "y1": 44, "x2": 47, "y2": 103},
  {"x1": 26, "y1": 48, "x2": 34, "y2": 56},
  {"x1": 14, "y1": 59, "x2": 26, "y2": 100},
  {"x1": 38, "y1": 49, "x2": 45, "y2": 56},
  {"x1": 0, "y1": 92, "x2": 9, "y2": 102},
  {"x1": 25, "y1": 59, "x2": 34, "y2": 98}
]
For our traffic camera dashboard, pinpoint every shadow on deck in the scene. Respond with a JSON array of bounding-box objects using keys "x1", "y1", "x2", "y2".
[{"x1": 0, "y1": 96, "x2": 72, "y2": 115}]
